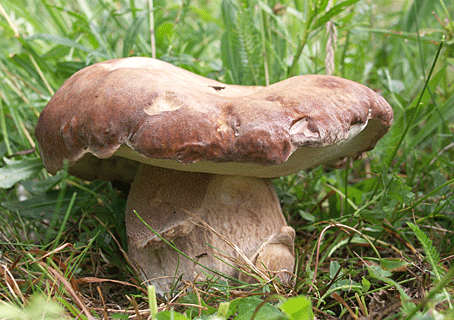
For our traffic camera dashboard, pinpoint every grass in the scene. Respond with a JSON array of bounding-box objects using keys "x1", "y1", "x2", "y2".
[{"x1": 0, "y1": 0, "x2": 453, "y2": 318}]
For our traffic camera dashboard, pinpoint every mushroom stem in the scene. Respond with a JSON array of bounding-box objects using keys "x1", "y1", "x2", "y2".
[{"x1": 125, "y1": 164, "x2": 295, "y2": 294}]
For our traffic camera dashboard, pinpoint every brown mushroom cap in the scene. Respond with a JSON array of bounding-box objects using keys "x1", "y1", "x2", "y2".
[{"x1": 35, "y1": 57, "x2": 393, "y2": 179}]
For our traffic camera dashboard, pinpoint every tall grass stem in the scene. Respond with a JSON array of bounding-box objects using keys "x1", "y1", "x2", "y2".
[{"x1": 149, "y1": 0, "x2": 156, "y2": 58}]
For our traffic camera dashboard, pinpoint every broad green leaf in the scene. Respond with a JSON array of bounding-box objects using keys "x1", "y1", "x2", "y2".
[
  {"x1": 280, "y1": 296, "x2": 313, "y2": 320},
  {"x1": 180, "y1": 293, "x2": 217, "y2": 317},
  {"x1": 21, "y1": 171, "x2": 66, "y2": 195},
  {"x1": 381, "y1": 258, "x2": 409, "y2": 272},
  {"x1": 156, "y1": 310, "x2": 190, "y2": 320},
  {"x1": 229, "y1": 297, "x2": 286, "y2": 320},
  {"x1": 329, "y1": 260, "x2": 342, "y2": 280},
  {"x1": 361, "y1": 276, "x2": 371, "y2": 292},
  {"x1": 0, "y1": 157, "x2": 42, "y2": 189}
]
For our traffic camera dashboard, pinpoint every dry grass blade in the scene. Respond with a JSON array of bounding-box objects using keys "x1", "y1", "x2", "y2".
[
  {"x1": 184, "y1": 282, "x2": 205, "y2": 317},
  {"x1": 355, "y1": 293, "x2": 368, "y2": 318},
  {"x1": 31, "y1": 243, "x2": 74, "y2": 261},
  {"x1": 125, "y1": 295, "x2": 143, "y2": 320},
  {"x1": 0, "y1": 264, "x2": 25, "y2": 304},
  {"x1": 31, "y1": 244, "x2": 80, "y2": 292},
  {"x1": 96, "y1": 286, "x2": 108, "y2": 320},
  {"x1": 39, "y1": 262, "x2": 96, "y2": 320},
  {"x1": 77, "y1": 277, "x2": 147, "y2": 295},
  {"x1": 331, "y1": 292, "x2": 359, "y2": 319}
]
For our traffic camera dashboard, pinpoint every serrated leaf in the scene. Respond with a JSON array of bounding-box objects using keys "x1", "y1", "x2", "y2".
[
  {"x1": 407, "y1": 222, "x2": 443, "y2": 279},
  {"x1": 221, "y1": 0, "x2": 263, "y2": 85},
  {"x1": 313, "y1": 0, "x2": 361, "y2": 30},
  {"x1": 0, "y1": 157, "x2": 42, "y2": 189},
  {"x1": 360, "y1": 209, "x2": 389, "y2": 225},
  {"x1": 388, "y1": 175, "x2": 415, "y2": 204}
]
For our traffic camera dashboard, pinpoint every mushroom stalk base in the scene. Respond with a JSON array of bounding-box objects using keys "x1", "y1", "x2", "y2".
[{"x1": 125, "y1": 165, "x2": 295, "y2": 294}]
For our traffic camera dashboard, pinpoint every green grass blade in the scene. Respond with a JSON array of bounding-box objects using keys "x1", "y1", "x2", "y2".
[{"x1": 384, "y1": 35, "x2": 445, "y2": 168}]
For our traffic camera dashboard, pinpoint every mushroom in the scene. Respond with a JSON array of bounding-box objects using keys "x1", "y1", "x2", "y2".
[{"x1": 35, "y1": 57, "x2": 393, "y2": 294}]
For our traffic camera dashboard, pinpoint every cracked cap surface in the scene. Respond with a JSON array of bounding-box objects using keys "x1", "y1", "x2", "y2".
[{"x1": 35, "y1": 57, "x2": 393, "y2": 179}]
